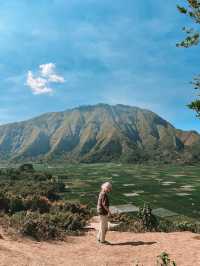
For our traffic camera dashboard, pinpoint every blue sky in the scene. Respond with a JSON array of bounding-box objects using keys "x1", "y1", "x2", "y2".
[{"x1": 0, "y1": 0, "x2": 200, "y2": 132}]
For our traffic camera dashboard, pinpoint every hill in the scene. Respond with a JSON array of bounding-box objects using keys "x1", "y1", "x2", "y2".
[{"x1": 0, "y1": 103, "x2": 199, "y2": 163}]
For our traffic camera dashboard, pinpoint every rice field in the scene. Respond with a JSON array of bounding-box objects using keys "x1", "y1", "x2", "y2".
[{"x1": 34, "y1": 163, "x2": 200, "y2": 219}]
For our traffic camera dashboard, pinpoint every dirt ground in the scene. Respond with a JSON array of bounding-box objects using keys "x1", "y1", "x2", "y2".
[{"x1": 0, "y1": 218, "x2": 200, "y2": 266}]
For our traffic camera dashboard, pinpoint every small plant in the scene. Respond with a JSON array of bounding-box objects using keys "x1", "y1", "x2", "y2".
[
  {"x1": 138, "y1": 203, "x2": 158, "y2": 231},
  {"x1": 157, "y1": 252, "x2": 177, "y2": 266},
  {"x1": 133, "y1": 259, "x2": 143, "y2": 266}
]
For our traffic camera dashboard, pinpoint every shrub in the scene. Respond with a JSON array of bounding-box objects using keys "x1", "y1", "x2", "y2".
[
  {"x1": 157, "y1": 252, "x2": 177, "y2": 266},
  {"x1": 49, "y1": 211, "x2": 87, "y2": 231},
  {"x1": 51, "y1": 202, "x2": 91, "y2": 218},
  {"x1": 110, "y1": 213, "x2": 144, "y2": 232},
  {"x1": 138, "y1": 203, "x2": 158, "y2": 231},
  {"x1": 9, "y1": 211, "x2": 62, "y2": 241},
  {"x1": 8, "y1": 195, "x2": 25, "y2": 214},
  {"x1": 156, "y1": 219, "x2": 176, "y2": 233},
  {"x1": 54, "y1": 181, "x2": 65, "y2": 193},
  {"x1": 44, "y1": 183, "x2": 61, "y2": 200},
  {"x1": 24, "y1": 196, "x2": 51, "y2": 213},
  {"x1": 32, "y1": 172, "x2": 52, "y2": 181},
  {"x1": 111, "y1": 212, "x2": 200, "y2": 234},
  {"x1": 0, "y1": 192, "x2": 9, "y2": 213},
  {"x1": 9, "y1": 210, "x2": 88, "y2": 241},
  {"x1": 19, "y1": 163, "x2": 34, "y2": 172},
  {"x1": 173, "y1": 220, "x2": 200, "y2": 233},
  {"x1": 157, "y1": 218, "x2": 200, "y2": 234}
]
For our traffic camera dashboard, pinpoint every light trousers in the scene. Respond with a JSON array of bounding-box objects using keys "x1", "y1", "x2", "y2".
[{"x1": 97, "y1": 215, "x2": 108, "y2": 242}]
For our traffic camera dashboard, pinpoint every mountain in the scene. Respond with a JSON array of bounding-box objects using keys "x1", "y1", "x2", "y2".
[
  {"x1": 0, "y1": 104, "x2": 199, "y2": 163},
  {"x1": 176, "y1": 129, "x2": 200, "y2": 146}
]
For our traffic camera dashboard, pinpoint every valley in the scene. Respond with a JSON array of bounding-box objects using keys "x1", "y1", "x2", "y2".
[{"x1": 33, "y1": 162, "x2": 200, "y2": 220}]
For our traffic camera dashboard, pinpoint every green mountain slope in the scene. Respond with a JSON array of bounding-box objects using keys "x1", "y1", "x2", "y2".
[{"x1": 0, "y1": 104, "x2": 199, "y2": 162}]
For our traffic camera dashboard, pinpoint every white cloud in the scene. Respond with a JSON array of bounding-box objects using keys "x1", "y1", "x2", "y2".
[
  {"x1": 26, "y1": 63, "x2": 65, "y2": 95},
  {"x1": 40, "y1": 63, "x2": 65, "y2": 83},
  {"x1": 40, "y1": 63, "x2": 55, "y2": 77},
  {"x1": 26, "y1": 71, "x2": 53, "y2": 95}
]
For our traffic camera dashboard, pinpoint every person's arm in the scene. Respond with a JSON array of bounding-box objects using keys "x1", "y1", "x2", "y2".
[
  {"x1": 101, "y1": 203, "x2": 110, "y2": 214},
  {"x1": 101, "y1": 196, "x2": 112, "y2": 216}
]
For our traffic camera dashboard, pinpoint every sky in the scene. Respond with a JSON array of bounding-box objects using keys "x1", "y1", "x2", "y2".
[{"x1": 0, "y1": 0, "x2": 200, "y2": 132}]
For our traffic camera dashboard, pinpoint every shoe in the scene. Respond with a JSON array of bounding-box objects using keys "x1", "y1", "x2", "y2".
[{"x1": 99, "y1": 240, "x2": 110, "y2": 245}]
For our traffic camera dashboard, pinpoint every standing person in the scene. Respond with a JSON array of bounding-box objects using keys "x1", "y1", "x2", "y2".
[{"x1": 97, "y1": 182, "x2": 112, "y2": 244}]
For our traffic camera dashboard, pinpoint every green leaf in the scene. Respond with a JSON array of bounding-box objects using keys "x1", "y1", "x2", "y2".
[{"x1": 177, "y1": 5, "x2": 187, "y2": 14}]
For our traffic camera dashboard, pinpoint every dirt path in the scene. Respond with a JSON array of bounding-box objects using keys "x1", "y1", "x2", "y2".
[{"x1": 0, "y1": 218, "x2": 200, "y2": 266}]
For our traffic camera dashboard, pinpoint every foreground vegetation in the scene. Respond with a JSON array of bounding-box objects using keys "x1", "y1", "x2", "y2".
[
  {"x1": 0, "y1": 163, "x2": 200, "y2": 241},
  {"x1": 0, "y1": 164, "x2": 91, "y2": 240},
  {"x1": 110, "y1": 203, "x2": 200, "y2": 234}
]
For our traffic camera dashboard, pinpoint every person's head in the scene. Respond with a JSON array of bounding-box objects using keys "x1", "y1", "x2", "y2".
[{"x1": 101, "y1": 182, "x2": 112, "y2": 193}]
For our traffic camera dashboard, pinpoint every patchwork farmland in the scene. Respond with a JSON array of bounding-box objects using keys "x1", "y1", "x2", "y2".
[{"x1": 33, "y1": 163, "x2": 200, "y2": 220}]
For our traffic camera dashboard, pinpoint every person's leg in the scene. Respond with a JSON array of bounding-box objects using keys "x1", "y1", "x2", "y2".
[
  {"x1": 97, "y1": 215, "x2": 102, "y2": 241},
  {"x1": 101, "y1": 215, "x2": 108, "y2": 242}
]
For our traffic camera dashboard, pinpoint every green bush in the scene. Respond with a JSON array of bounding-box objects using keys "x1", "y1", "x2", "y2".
[
  {"x1": 9, "y1": 211, "x2": 62, "y2": 240},
  {"x1": 0, "y1": 192, "x2": 9, "y2": 213},
  {"x1": 138, "y1": 203, "x2": 158, "y2": 231},
  {"x1": 110, "y1": 211, "x2": 200, "y2": 235},
  {"x1": 19, "y1": 163, "x2": 34, "y2": 172},
  {"x1": 32, "y1": 172, "x2": 52, "y2": 181},
  {"x1": 49, "y1": 211, "x2": 87, "y2": 231},
  {"x1": 8, "y1": 195, "x2": 25, "y2": 214},
  {"x1": 110, "y1": 213, "x2": 143, "y2": 232},
  {"x1": 51, "y1": 202, "x2": 91, "y2": 218},
  {"x1": 24, "y1": 196, "x2": 51, "y2": 213},
  {"x1": 0, "y1": 166, "x2": 92, "y2": 241},
  {"x1": 157, "y1": 218, "x2": 200, "y2": 233},
  {"x1": 9, "y1": 210, "x2": 88, "y2": 241},
  {"x1": 157, "y1": 252, "x2": 177, "y2": 266},
  {"x1": 173, "y1": 221, "x2": 200, "y2": 233},
  {"x1": 0, "y1": 193, "x2": 25, "y2": 214},
  {"x1": 156, "y1": 219, "x2": 176, "y2": 233}
]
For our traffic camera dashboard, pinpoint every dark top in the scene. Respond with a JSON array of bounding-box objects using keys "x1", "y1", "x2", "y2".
[{"x1": 97, "y1": 191, "x2": 109, "y2": 215}]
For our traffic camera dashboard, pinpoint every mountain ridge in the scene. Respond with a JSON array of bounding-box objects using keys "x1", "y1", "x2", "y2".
[{"x1": 0, "y1": 103, "x2": 199, "y2": 163}]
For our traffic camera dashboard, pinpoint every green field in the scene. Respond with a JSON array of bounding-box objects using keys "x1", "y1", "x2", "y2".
[{"x1": 32, "y1": 163, "x2": 200, "y2": 219}]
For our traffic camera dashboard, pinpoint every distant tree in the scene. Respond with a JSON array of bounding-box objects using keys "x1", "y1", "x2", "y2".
[{"x1": 177, "y1": 0, "x2": 200, "y2": 116}]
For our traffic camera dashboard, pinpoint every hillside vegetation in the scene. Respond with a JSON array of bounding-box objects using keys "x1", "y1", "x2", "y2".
[{"x1": 0, "y1": 164, "x2": 91, "y2": 241}]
